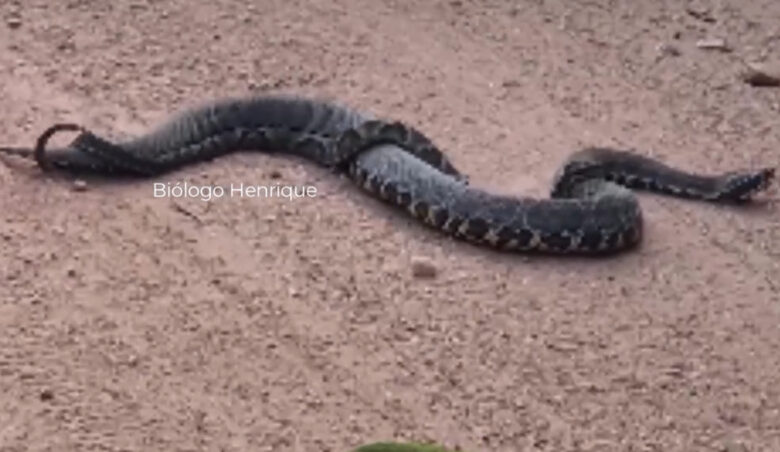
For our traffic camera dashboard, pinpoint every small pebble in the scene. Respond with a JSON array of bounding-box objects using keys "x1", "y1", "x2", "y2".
[
  {"x1": 685, "y1": 8, "x2": 716, "y2": 23},
  {"x1": 39, "y1": 389, "x2": 54, "y2": 401},
  {"x1": 696, "y1": 38, "x2": 730, "y2": 51},
  {"x1": 6, "y1": 16, "x2": 22, "y2": 29},
  {"x1": 411, "y1": 256, "x2": 437, "y2": 278},
  {"x1": 269, "y1": 170, "x2": 282, "y2": 179},
  {"x1": 72, "y1": 179, "x2": 88, "y2": 191},
  {"x1": 657, "y1": 43, "x2": 681, "y2": 57},
  {"x1": 740, "y1": 62, "x2": 780, "y2": 87}
]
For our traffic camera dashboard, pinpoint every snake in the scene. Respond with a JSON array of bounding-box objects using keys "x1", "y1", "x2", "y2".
[
  {"x1": 0, "y1": 95, "x2": 774, "y2": 254},
  {"x1": 352, "y1": 442, "x2": 456, "y2": 452}
]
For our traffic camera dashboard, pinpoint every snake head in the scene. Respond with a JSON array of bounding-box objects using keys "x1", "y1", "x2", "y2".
[{"x1": 717, "y1": 167, "x2": 775, "y2": 202}]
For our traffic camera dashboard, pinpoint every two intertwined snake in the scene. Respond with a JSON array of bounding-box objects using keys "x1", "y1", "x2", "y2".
[{"x1": 0, "y1": 95, "x2": 774, "y2": 254}]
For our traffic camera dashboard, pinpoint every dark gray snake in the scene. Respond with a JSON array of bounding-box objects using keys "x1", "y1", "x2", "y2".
[{"x1": 0, "y1": 95, "x2": 774, "y2": 254}]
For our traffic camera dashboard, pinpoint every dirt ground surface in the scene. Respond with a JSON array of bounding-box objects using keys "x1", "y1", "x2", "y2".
[{"x1": 1, "y1": 1, "x2": 779, "y2": 451}]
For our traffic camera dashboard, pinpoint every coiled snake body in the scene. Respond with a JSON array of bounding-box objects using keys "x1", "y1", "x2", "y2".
[{"x1": 1, "y1": 95, "x2": 774, "y2": 254}]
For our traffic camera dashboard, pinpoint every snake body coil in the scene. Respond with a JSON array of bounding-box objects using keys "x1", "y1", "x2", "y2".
[{"x1": 4, "y1": 95, "x2": 774, "y2": 254}]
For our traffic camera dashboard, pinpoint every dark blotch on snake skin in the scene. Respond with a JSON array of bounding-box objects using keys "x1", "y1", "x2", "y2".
[
  {"x1": 396, "y1": 191, "x2": 413, "y2": 209},
  {"x1": 462, "y1": 218, "x2": 490, "y2": 239},
  {"x1": 429, "y1": 207, "x2": 449, "y2": 229},
  {"x1": 515, "y1": 228, "x2": 535, "y2": 249},
  {"x1": 541, "y1": 231, "x2": 572, "y2": 252},
  {"x1": 413, "y1": 201, "x2": 430, "y2": 220},
  {"x1": 580, "y1": 230, "x2": 605, "y2": 251}
]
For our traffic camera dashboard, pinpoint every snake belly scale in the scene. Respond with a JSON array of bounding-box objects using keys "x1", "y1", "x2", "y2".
[{"x1": 2, "y1": 95, "x2": 774, "y2": 255}]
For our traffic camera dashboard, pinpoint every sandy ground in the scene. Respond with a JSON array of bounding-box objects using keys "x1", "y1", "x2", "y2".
[{"x1": 1, "y1": 1, "x2": 779, "y2": 451}]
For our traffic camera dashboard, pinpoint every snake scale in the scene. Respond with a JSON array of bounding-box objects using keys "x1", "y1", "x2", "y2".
[{"x1": 0, "y1": 95, "x2": 774, "y2": 254}]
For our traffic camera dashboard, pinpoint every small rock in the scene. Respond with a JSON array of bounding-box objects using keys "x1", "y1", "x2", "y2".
[
  {"x1": 411, "y1": 256, "x2": 437, "y2": 278},
  {"x1": 56, "y1": 40, "x2": 76, "y2": 52},
  {"x1": 72, "y1": 179, "x2": 88, "y2": 191},
  {"x1": 6, "y1": 16, "x2": 22, "y2": 29},
  {"x1": 657, "y1": 43, "x2": 681, "y2": 57},
  {"x1": 696, "y1": 38, "x2": 730, "y2": 52},
  {"x1": 269, "y1": 170, "x2": 282, "y2": 179},
  {"x1": 740, "y1": 62, "x2": 780, "y2": 87},
  {"x1": 39, "y1": 389, "x2": 54, "y2": 401},
  {"x1": 685, "y1": 7, "x2": 716, "y2": 23},
  {"x1": 719, "y1": 439, "x2": 749, "y2": 452}
]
